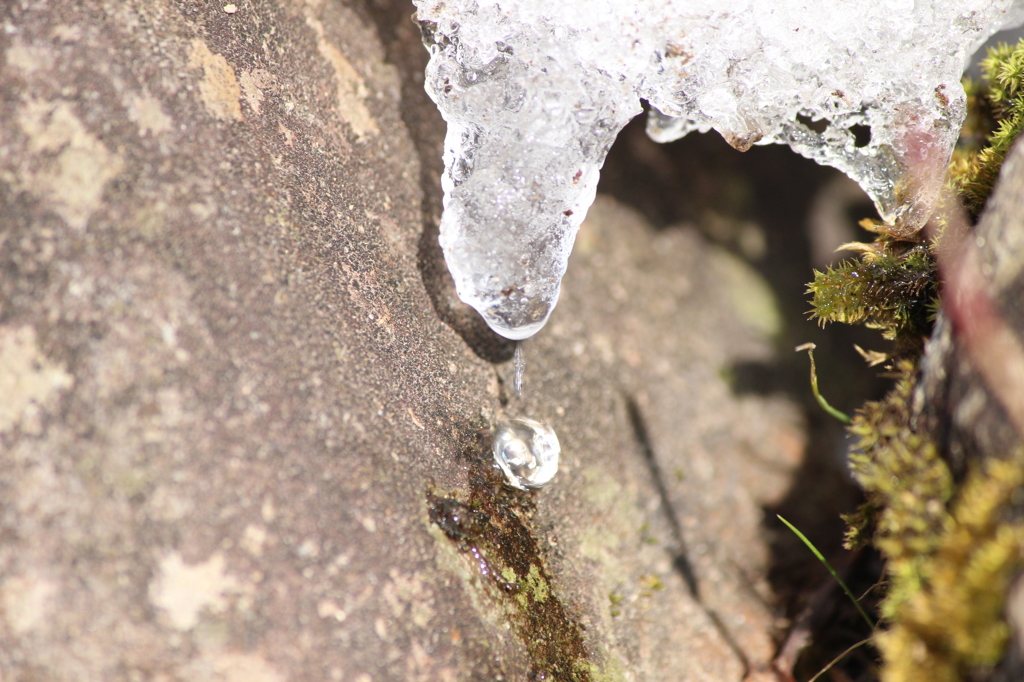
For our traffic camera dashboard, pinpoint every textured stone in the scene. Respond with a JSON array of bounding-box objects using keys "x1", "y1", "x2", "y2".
[{"x1": 0, "y1": 1, "x2": 804, "y2": 680}]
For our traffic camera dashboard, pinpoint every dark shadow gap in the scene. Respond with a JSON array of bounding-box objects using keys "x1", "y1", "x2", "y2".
[{"x1": 601, "y1": 115, "x2": 886, "y2": 681}]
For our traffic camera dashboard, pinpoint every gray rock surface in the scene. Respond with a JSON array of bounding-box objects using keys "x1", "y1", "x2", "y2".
[{"x1": 0, "y1": 1, "x2": 804, "y2": 680}]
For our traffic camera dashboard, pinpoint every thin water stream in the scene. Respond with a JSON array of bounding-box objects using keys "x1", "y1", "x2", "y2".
[{"x1": 513, "y1": 342, "x2": 525, "y2": 397}]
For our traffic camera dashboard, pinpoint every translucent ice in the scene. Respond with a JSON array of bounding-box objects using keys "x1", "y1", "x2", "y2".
[
  {"x1": 416, "y1": 0, "x2": 1024, "y2": 339},
  {"x1": 493, "y1": 417, "x2": 560, "y2": 490}
]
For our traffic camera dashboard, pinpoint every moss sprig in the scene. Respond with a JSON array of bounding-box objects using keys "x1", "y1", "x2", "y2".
[
  {"x1": 808, "y1": 234, "x2": 937, "y2": 354},
  {"x1": 950, "y1": 38, "x2": 1024, "y2": 215}
]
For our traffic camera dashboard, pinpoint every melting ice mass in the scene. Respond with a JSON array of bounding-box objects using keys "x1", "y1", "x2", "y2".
[{"x1": 415, "y1": 0, "x2": 1024, "y2": 340}]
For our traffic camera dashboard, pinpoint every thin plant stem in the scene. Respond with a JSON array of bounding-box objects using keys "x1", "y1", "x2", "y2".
[
  {"x1": 796, "y1": 343, "x2": 852, "y2": 424},
  {"x1": 777, "y1": 514, "x2": 876, "y2": 630}
]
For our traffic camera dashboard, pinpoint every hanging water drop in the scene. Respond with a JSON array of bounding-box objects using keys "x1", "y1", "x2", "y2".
[
  {"x1": 493, "y1": 417, "x2": 560, "y2": 490},
  {"x1": 512, "y1": 343, "x2": 525, "y2": 397}
]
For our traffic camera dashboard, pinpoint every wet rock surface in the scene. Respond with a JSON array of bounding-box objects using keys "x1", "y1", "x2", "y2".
[{"x1": 1, "y1": 1, "x2": 805, "y2": 680}]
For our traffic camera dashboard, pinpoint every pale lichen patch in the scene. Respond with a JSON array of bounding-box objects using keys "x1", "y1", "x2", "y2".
[
  {"x1": 187, "y1": 39, "x2": 244, "y2": 122},
  {"x1": 127, "y1": 91, "x2": 173, "y2": 136},
  {"x1": 149, "y1": 551, "x2": 242, "y2": 630},
  {"x1": 16, "y1": 99, "x2": 125, "y2": 230},
  {"x1": 303, "y1": 3, "x2": 379, "y2": 139},
  {"x1": 146, "y1": 485, "x2": 195, "y2": 522},
  {"x1": 0, "y1": 325, "x2": 73, "y2": 435},
  {"x1": 4, "y1": 39, "x2": 55, "y2": 75},
  {"x1": 317, "y1": 599, "x2": 348, "y2": 622},
  {"x1": 189, "y1": 651, "x2": 286, "y2": 682},
  {"x1": 708, "y1": 247, "x2": 782, "y2": 338},
  {"x1": 241, "y1": 524, "x2": 268, "y2": 556},
  {"x1": 382, "y1": 568, "x2": 435, "y2": 629},
  {"x1": 239, "y1": 69, "x2": 275, "y2": 116},
  {"x1": 0, "y1": 574, "x2": 58, "y2": 635}
]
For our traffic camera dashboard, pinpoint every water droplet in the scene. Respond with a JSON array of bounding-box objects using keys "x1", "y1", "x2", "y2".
[
  {"x1": 480, "y1": 294, "x2": 553, "y2": 340},
  {"x1": 493, "y1": 417, "x2": 560, "y2": 490}
]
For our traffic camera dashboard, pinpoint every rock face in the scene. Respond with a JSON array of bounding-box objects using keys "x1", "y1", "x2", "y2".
[
  {"x1": 0, "y1": 1, "x2": 804, "y2": 680},
  {"x1": 918, "y1": 141, "x2": 1024, "y2": 479}
]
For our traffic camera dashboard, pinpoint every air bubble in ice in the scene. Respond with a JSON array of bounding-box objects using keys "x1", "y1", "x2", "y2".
[{"x1": 493, "y1": 417, "x2": 560, "y2": 490}]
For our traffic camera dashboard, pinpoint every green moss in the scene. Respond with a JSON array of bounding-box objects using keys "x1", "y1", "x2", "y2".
[
  {"x1": 512, "y1": 564, "x2": 551, "y2": 610},
  {"x1": 638, "y1": 574, "x2": 665, "y2": 594},
  {"x1": 427, "y1": 459, "x2": 595, "y2": 682},
  {"x1": 841, "y1": 364, "x2": 1024, "y2": 681},
  {"x1": 845, "y1": 362, "x2": 954, "y2": 619},
  {"x1": 608, "y1": 591, "x2": 624, "y2": 618},
  {"x1": 877, "y1": 455, "x2": 1024, "y2": 682},
  {"x1": 526, "y1": 564, "x2": 549, "y2": 604},
  {"x1": 808, "y1": 237, "x2": 937, "y2": 353},
  {"x1": 950, "y1": 38, "x2": 1024, "y2": 215}
]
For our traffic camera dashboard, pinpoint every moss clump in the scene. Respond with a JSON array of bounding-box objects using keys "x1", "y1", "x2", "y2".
[
  {"x1": 808, "y1": 233, "x2": 937, "y2": 355},
  {"x1": 950, "y1": 38, "x2": 1024, "y2": 215},
  {"x1": 525, "y1": 564, "x2": 549, "y2": 603},
  {"x1": 842, "y1": 363, "x2": 1024, "y2": 682},
  {"x1": 877, "y1": 455, "x2": 1024, "y2": 682},
  {"x1": 809, "y1": 38, "x2": 1024, "y2": 353},
  {"x1": 845, "y1": 362, "x2": 954, "y2": 620},
  {"x1": 809, "y1": 40, "x2": 1024, "y2": 353}
]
